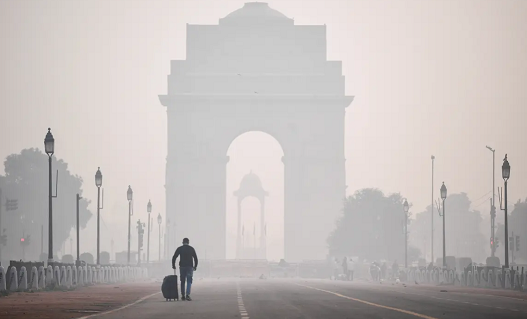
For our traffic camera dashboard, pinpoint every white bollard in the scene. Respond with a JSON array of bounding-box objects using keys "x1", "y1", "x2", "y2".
[
  {"x1": 66, "y1": 266, "x2": 72, "y2": 288},
  {"x1": 53, "y1": 266, "x2": 61, "y2": 287},
  {"x1": 505, "y1": 270, "x2": 511, "y2": 289},
  {"x1": 38, "y1": 266, "x2": 45, "y2": 289},
  {"x1": 87, "y1": 266, "x2": 92, "y2": 284},
  {"x1": 46, "y1": 266, "x2": 53, "y2": 287},
  {"x1": 30, "y1": 266, "x2": 39, "y2": 290},
  {"x1": 78, "y1": 267, "x2": 83, "y2": 286},
  {"x1": 60, "y1": 266, "x2": 67, "y2": 288},
  {"x1": 18, "y1": 266, "x2": 28, "y2": 290},
  {"x1": 8, "y1": 267, "x2": 18, "y2": 291},
  {"x1": 0, "y1": 266, "x2": 6, "y2": 291},
  {"x1": 83, "y1": 266, "x2": 87, "y2": 285},
  {"x1": 72, "y1": 266, "x2": 77, "y2": 287}
]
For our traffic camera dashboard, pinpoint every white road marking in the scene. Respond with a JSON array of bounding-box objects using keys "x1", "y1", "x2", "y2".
[
  {"x1": 295, "y1": 283, "x2": 439, "y2": 319},
  {"x1": 237, "y1": 281, "x2": 250, "y2": 319},
  {"x1": 77, "y1": 291, "x2": 161, "y2": 319}
]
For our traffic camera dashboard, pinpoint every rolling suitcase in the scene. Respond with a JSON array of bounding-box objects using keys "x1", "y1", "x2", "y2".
[{"x1": 162, "y1": 269, "x2": 179, "y2": 301}]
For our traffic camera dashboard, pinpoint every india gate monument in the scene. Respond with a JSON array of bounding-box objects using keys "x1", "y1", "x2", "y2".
[{"x1": 159, "y1": 2, "x2": 353, "y2": 262}]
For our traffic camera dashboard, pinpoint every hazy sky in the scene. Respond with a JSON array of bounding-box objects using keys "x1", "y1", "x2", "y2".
[{"x1": 1, "y1": 0, "x2": 526, "y2": 260}]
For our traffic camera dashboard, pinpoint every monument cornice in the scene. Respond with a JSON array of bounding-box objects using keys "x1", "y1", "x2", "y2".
[{"x1": 159, "y1": 94, "x2": 354, "y2": 109}]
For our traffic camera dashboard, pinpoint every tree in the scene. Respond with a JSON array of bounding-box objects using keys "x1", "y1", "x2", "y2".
[
  {"x1": 508, "y1": 199, "x2": 527, "y2": 263},
  {"x1": 1, "y1": 148, "x2": 92, "y2": 262},
  {"x1": 328, "y1": 188, "x2": 408, "y2": 262},
  {"x1": 409, "y1": 193, "x2": 487, "y2": 263}
]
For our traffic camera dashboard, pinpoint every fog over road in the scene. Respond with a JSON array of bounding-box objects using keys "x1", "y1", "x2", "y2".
[{"x1": 89, "y1": 279, "x2": 527, "y2": 319}]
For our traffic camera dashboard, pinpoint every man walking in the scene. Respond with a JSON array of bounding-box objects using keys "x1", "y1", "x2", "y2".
[{"x1": 172, "y1": 238, "x2": 198, "y2": 301}]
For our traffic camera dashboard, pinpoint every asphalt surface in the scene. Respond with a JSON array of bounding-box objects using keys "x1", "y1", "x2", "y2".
[{"x1": 90, "y1": 278, "x2": 527, "y2": 319}]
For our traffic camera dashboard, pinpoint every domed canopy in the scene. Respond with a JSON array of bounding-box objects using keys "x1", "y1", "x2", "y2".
[
  {"x1": 220, "y1": 2, "x2": 293, "y2": 26},
  {"x1": 234, "y1": 171, "x2": 268, "y2": 200}
]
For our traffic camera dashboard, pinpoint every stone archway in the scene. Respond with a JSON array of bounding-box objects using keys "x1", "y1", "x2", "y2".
[
  {"x1": 234, "y1": 171, "x2": 269, "y2": 259},
  {"x1": 159, "y1": 2, "x2": 353, "y2": 261}
]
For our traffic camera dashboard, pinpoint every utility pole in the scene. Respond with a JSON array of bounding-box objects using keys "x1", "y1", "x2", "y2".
[
  {"x1": 510, "y1": 231, "x2": 515, "y2": 264},
  {"x1": 41, "y1": 225, "x2": 44, "y2": 257},
  {"x1": 76, "y1": 194, "x2": 81, "y2": 265},
  {"x1": 486, "y1": 146, "x2": 496, "y2": 257}
]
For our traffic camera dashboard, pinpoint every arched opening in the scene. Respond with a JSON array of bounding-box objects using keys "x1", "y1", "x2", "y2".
[{"x1": 226, "y1": 131, "x2": 284, "y2": 261}]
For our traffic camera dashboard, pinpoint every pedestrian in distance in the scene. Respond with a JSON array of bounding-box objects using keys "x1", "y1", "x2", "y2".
[
  {"x1": 342, "y1": 257, "x2": 348, "y2": 281},
  {"x1": 172, "y1": 237, "x2": 198, "y2": 301}
]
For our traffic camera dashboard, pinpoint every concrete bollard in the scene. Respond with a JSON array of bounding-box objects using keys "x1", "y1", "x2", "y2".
[
  {"x1": 66, "y1": 266, "x2": 72, "y2": 288},
  {"x1": 19, "y1": 266, "x2": 28, "y2": 290},
  {"x1": 30, "y1": 266, "x2": 39, "y2": 290},
  {"x1": 87, "y1": 267, "x2": 92, "y2": 285},
  {"x1": 72, "y1": 266, "x2": 77, "y2": 287},
  {"x1": 8, "y1": 267, "x2": 18, "y2": 291},
  {"x1": 0, "y1": 266, "x2": 6, "y2": 291},
  {"x1": 505, "y1": 270, "x2": 511, "y2": 289},
  {"x1": 60, "y1": 266, "x2": 67, "y2": 288},
  {"x1": 46, "y1": 266, "x2": 53, "y2": 287},
  {"x1": 38, "y1": 266, "x2": 46, "y2": 289},
  {"x1": 77, "y1": 267, "x2": 83, "y2": 286},
  {"x1": 53, "y1": 266, "x2": 61, "y2": 287}
]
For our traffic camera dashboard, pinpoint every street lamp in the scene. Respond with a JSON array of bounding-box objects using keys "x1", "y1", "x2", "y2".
[
  {"x1": 127, "y1": 185, "x2": 133, "y2": 265},
  {"x1": 430, "y1": 155, "x2": 435, "y2": 264},
  {"x1": 44, "y1": 128, "x2": 55, "y2": 262},
  {"x1": 440, "y1": 182, "x2": 447, "y2": 268},
  {"x1": 157, "y1": 213, "x2": 162, "y2": 261},
  {"x1": 166, "y1": 218, "x2": 171, "y2": 260},
  {"x1": 147, "y1": 200, "x2": 152, "y2": 263},
  {"x1": 403, "y1": 199, "x2": 409, "y2": 268},
  {"x1": 95, "y1": 167, "x2": 103, "y2": 265},
  {"x1": 501, "y1": 154, "x2": 511, "y2": 268}
]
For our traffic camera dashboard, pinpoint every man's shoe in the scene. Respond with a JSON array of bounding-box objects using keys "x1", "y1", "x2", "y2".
[{"x1": 186, "y1": 295, "x2": 192, "y2": 301}]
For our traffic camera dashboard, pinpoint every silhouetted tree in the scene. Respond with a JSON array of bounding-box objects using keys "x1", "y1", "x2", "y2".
[
  {"x1": 508, "y1": 199, "x2": 527, "y2": 263},
  {"x1": 328, "y1": 189, "x2": 407, "y2": 261},
  {"x1": 1, "y1": 148, "x2": 92, "y2": 262},
  {"x1": 409, "y1": 193, "x2": 487, "y2": 263}
]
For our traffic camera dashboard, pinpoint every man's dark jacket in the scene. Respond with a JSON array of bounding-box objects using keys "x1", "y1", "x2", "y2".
[{"x1": 172, "y1": 244, "x2": 198, "y2": 268}]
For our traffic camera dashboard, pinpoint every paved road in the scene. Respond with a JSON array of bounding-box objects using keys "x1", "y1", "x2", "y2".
[{"x1": 90, "y1": 279, "x2": 527, "y2": 319}]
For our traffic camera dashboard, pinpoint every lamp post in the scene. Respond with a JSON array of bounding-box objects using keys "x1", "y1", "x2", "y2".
[
  {"x1": 501, "y1": 154, "x2": 510, "y2": 268},
  {"x1": 431, "y1": 155, "x2": 435, "y2": 264},
  {"x1": 157, "y1": 213, "x2": 162, "y2": 261},
  {"x1": 95, "y1": 167, "x2": 103, "y2": 265},
  {"x1": 440, "y1": 182, "x2": 447, "y2": 268},
  {"x1": 486, "y1": 146, "x2": 496, "y2": 257},
  {"x1": 147, "y1": 200, "x2": 152, "y2": 263},
  {"x1": 166, "y1": 218, "x2": 171, "y2": 260},
  {"x1": 127, "y1": 186, "x2": 133, "y2": 264},
  {"x1": 403, "y1": 199, "x2": 409, "y2": 268},
  {"x1": 76, "y1": 193, "x2": 82, "y2": 266},
  {"x1": 44, "y1": 128, "x2": 55, "y2": 262}
]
